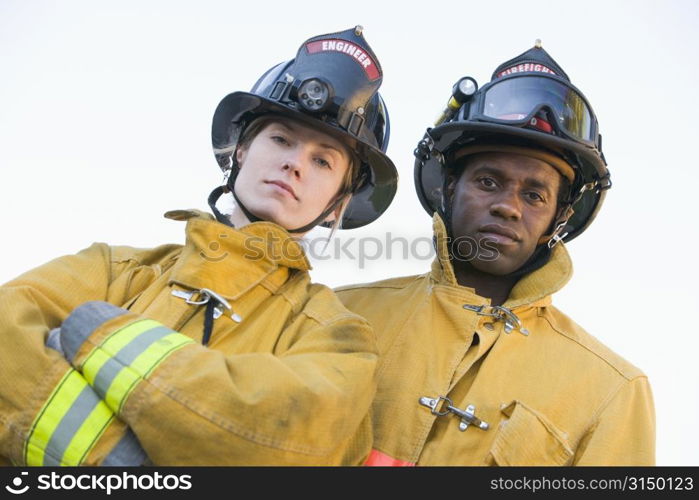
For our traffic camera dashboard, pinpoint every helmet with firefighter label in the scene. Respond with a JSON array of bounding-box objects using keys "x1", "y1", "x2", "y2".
[{"x1": 414, "y1": 41, "x2": 611, "y2": 244}]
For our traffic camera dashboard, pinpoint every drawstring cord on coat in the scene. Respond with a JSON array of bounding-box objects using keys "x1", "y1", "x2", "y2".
[{"x1": 202, "y1": 300, "x2": 216, "y2": 346}]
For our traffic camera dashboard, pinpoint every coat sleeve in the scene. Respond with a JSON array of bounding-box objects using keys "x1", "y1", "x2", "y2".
[
  {"x1": 0, "y1": 243, "x2": 157, "y2": 465},
  {"x1": 63, "y1": 299, "x2": 378, "y2": 465},
  {"x1": 574, "y1": 376, "x2": 656, "y2": 465}
]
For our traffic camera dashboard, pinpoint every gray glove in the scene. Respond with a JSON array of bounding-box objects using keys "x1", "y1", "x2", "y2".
[{"x1": 46, "y1": 327, "x2": 64, "y2": 355}]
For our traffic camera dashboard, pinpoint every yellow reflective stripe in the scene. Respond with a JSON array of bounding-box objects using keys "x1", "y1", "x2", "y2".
[
  {"x1": 81, "y1": 318, "x2": 194, "y2": 414},
  {"x1": 60, "y1": 401, "x2": 114, "y2": 466},
  {"x1": 130, "y1": 332, "x2": 194, "y2": 378},
  {"x1": 104, "y1": 365, "x2": 140, "y2": 412},
  {"x1": 25, "y1": 369, "x2": 75, "y2": 466},
  {"x1": 107, "y1": 332, "x2": 194, "y2": 413},
  {"x1": 81, "y1": 319, "x2": 163, "y2": 401},
  {"x1": 82, "y1": 346, "x2": 111, "y2": 387},
  {"x1": 97, "y1": 319, "x2": 162, "y2": 358},
  {"x1": 25, "y1": 441, "x2": 46, "y2": 467},
  {"x1": 25, "y1": 369, "x2": 114, "y2": 466}
]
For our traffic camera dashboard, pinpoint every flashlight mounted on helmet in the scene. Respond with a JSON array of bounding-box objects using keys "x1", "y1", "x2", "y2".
[
  {"x1": 416, "y1": 77, "x2": 478, "y2": 163},
  {"x1": 434, "y1": 77, "x2": 478, "y2": 127},
  {"x1": 295, "y1": 78, "x2": 334, "y2": 113}
]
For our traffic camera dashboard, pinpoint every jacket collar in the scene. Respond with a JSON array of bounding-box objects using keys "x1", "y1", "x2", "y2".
[
  {"x1": 430, "y1": 213, "x2": 573, "y2": 308},
  {"x1": 165, "y1": 210, "x2": 311, "y2": 300}
]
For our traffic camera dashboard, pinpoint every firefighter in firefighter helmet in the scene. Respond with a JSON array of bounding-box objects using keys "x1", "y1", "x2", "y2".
[
  {"x1": 337, "y1": 42, "x2": 654, "y2": 465},
  {"x1": 0, "y1": 27, "x2": 395, "y2": 466}
]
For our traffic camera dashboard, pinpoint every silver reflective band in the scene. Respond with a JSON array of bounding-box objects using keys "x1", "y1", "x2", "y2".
[
  {"x1": 25, "y1": 369, "x2": 114, "y2": 466},
  {"x1": 91, "y1": 326, "x2": 173, "y2": 398},
  {"x1": 42, "y1": 385, "x2": 110, "y2": 466}
]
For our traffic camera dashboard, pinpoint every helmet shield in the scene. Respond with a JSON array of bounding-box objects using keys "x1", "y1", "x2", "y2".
[
  {"x1": 478, "y1": 75, "x2": 597, "y2": 146},
  {"x1": 212, "y1": 26, "x2": 397, "y2": 229}
]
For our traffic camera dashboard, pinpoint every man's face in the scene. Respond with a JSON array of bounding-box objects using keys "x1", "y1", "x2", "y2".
[{"x1": 448, "y1": 152, "x2": 562, "y2": 275}]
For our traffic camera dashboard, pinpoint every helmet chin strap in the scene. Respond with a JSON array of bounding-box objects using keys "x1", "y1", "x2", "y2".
[
  {"x1": 539, "y1": 204, "x2": 574, "y2": 249},
  {"x1": 506, "y1": 195, "x2": 577, "y2": 277},
  {"x1": 207, "y1": 185, "x2": 235, "y2": 227},
  {"x1": 484, "y1": 205, "x2": 571, "y2": 279}
]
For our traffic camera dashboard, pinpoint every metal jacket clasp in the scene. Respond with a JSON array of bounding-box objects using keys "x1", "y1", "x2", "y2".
[
  {"x1": 419, "y1": 395, "x2": 489, "y2": 431},
  {"x1": 171, "y1": 288, "x2": 242, "y2": 323},
  {"x1": 463, "y1": 304, "x2": 529, "y2": 335}
]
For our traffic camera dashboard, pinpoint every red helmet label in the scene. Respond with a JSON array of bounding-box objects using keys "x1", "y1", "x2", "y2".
[
  {"x1": 497, "y1": 63, "x2": 557, "y2": 78},
  {"x1": 306, "y1": 39, "x2": 381, "y2": 81}
]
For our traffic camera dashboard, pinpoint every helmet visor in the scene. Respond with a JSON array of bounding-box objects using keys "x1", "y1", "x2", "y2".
[{"x1": 478, "y1": 75, "x2": 596, "y2": 144}]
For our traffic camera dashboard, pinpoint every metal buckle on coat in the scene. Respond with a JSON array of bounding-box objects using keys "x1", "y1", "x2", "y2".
[
  {"x1": 463, "y1": 304, "x2": 529, "y2": 335},
  {"x1": 171, "y1": 288, "x2": 242, "y2": 323},
  {"x1": 419, "y1": 395, "x2": 489, "y2": 431}
]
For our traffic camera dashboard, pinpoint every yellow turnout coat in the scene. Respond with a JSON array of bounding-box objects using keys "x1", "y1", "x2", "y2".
[
  {"x1": 337, "y1": 215, "x2": 654, "y2": 466},
  {"x1": 0, "y1": 210, "x2": 377, "y2": 465}
]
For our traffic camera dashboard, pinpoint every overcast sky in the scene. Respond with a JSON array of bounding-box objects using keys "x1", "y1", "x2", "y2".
[{"x1": 1, "y1": 0, "x2": 698, "y2": 465}]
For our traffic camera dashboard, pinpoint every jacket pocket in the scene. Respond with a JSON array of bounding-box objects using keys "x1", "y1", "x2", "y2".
[{"x1": 487, "y1": 400, "x2": 573, "y2": 466}]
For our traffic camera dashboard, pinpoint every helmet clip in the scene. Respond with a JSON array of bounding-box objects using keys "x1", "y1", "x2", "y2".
[
  {"x1": 572, "y1": 180, "x2": 598, "y2": 205},
  {"x1": 599, "y1": 174, "x2": 612, "y2": 192},
  {"x1": 414, "y1": 130, "x2": 436, "y2": 162},
  {"x1": 347, "y1": 112, "x2": 365, "y2": 136},
  {"x1": 547, "y1": 221, "x2": 569, "y2": 249}
]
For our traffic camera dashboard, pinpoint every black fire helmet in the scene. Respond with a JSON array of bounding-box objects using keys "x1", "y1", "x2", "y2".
[
  {"x1": 414, "y1": 42, "x2": 611, "y2": 244},
  {"x1": 212, "y1": 26, "x2": 397, "y2": 231}
]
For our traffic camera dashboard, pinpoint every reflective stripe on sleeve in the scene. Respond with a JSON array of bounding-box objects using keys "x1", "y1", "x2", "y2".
[
  {"x1": 25, "y1": 369, "x2": 114, "y2": 466},
  {"x1": 81, "y1": 319, "x2": 194, "y2": 413}
]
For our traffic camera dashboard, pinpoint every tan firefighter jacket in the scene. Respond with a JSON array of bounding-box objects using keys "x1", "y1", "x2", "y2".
[
  {"x1": 0, "y1": 210, "x2": 377, "y2": 465},
  {"x1": 336, "y1": 214, "x2": 655, "y2": 465}
]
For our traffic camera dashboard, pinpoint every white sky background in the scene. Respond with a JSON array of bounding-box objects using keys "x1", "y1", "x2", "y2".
[{"x1": 1, "y1": 0, "x2": 697, "y2": 465}]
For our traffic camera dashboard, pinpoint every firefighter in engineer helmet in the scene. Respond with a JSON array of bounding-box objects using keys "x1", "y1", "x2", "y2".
[
  {"x1": 337, "y1": 41, "x2": 655, "y2": 465},
  {"x1": 0, "y1": 27, "x2": 397, "y2": 465}
]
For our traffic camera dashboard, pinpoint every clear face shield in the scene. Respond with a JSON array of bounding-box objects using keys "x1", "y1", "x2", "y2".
[{"x1": 465, "y1": 74, "x2": 599, "y2": 148}]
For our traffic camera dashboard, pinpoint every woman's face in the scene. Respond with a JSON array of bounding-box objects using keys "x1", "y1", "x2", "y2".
[{"x1": 233, "y1": 118, "x2": 352, "y2": 233}]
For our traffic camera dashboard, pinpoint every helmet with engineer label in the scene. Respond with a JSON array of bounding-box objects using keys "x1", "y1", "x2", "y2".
[{"x1": 211, "y1": 26, "x2": 397, "y2": 233}]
